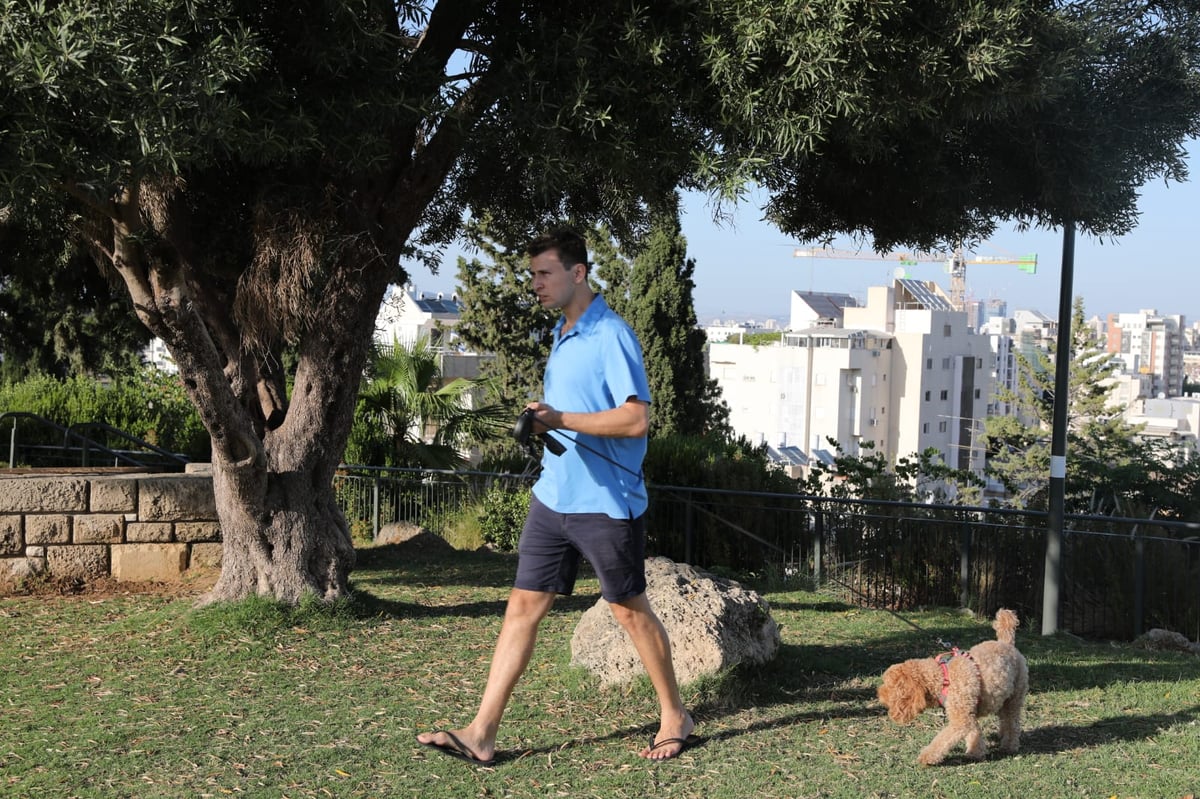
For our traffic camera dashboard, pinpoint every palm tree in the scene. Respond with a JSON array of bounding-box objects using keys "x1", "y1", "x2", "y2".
[{"x1": 346, "y1": 335, "x2": 509, "y2": 469}]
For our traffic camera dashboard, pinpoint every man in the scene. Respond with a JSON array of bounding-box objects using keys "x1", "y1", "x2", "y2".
[{"x1": 417, "y1": 227, "x2": 695, "y2": 765}]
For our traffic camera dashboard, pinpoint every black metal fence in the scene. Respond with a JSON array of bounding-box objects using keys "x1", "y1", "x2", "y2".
[
  {"x1": 333, "y1": 465, "x2": 531, "y2": 537},
  {"x1": 333, "y1": 466, "x2": 1200, "y2": 642}
]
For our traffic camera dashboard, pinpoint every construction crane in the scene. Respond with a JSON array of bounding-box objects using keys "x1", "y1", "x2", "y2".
[{"x1": 792, "y1": 245, "x2": 1037, "y2": 311}]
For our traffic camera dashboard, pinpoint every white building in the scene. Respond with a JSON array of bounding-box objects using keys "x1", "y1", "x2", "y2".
[
  {"x1": 708, "y1": 279, "x2": 992, "y2": 479},
  {"x1": 1105, "y1": 309, "x2": 1187, "y2": 398},
  {"x1": 1124, "y1": 395, "x2": 1200, "y2": 464},
  {"x1": 788, "y1": 290, "x2": 860, "y2": 330},
  {"x1": 376, "y1": 285, "x2": 464, "y2": 349},
  {"x1": 374, "y1": 284, "x2": 489, "y2": 380},
  {"x1": 141, "y1": 338, "x2": 177, "y2": 374}
]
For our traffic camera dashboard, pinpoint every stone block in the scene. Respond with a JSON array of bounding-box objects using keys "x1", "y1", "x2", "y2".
[
  {"x1": 175, "y1": 521, "x2": 221, "y2": 543},
  {"x1": 0, "y1": 515, "x2": 21, "y2": 556},
  {"x1": 25, "y1": 514, "x2": 71, "y2": 545},
  {"x1": 0, "y1": 477, "x2": 88, "y2": 513},
  {"x1": 126, "y1": 522, "x2": 173, "y2": 543},
  {"x1": 138, "y1": 475, "x2": 217, "y2": 521},
  {"x1": 73, "y1": 515, "x2": 124, "y2": 544},
  {"x1": 189, "y1": 542, "x2": 223, "y2": 569},
  {"x1": 111, "y1": 544, "x2": 188, "y2": 582},
  {"x1": 46, "y1": 545, "x2": 108, "y2": 580},
  {"x1": 1, "y1": 556, "x2": 46, "y2": 584},
  {"x1": 25, "y1": 545, "x2": 45, "y2": 557},
  {"x1": 88, "y1": 477, "x2": 138, "y2": 513}
]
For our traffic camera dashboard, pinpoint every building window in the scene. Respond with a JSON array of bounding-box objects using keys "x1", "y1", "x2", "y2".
[
  {"x1": 926, "y1": 358, "x2": 933, "y2": 369},
  {"x1": 977, "y1": 357, "x2": 983, "y2": 369},
  {"x1": 974, "y1": 388, "x2": 981, "y2": 399},
  {"x1": 942, "y1": 357, "x2": 952, "y2": 369},
  {"x1": 938, "y1": 421, "x2": 948, "y2": 432},
  {"x1": 922, "y1": 423, "x2": 929, "y2": 434},
  {"x1": 940, "y1": 389, "x2": 948, "y2": 400},
  {"x1": 924, "y1": 390, "x2": 931, "y2": 401},
  {"x1": 944, "y1": 324, "x2": 952, "y2": 337}
]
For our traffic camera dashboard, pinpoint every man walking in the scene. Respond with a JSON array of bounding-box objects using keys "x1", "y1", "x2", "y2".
[{"x1": 417, "y1": 227, "x2": 695, "y2": 764}]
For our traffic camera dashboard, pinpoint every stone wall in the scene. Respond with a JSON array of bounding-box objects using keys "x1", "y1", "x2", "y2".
[{"x1": 0, "y1": 468, "x2": 222, "y2": 587}]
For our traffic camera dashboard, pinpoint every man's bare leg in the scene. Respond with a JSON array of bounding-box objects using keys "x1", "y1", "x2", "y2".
[
  {"x1": 609, "y1": 592, "x2": 695, "y2": 760},
  {"x1": 417, "y1": 588, "x2": 556, "y2": 763}
]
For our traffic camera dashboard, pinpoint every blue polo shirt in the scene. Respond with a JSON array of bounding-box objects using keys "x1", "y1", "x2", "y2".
[{"x1": 532, "y1": 295, "x2": 651, "y2": 519}]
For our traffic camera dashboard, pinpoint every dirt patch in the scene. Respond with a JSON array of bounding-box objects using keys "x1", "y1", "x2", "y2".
[
  {"x1": 1, "y1": 569, "x2": 220, "y2": 601},
  {"x1": 0, "y1": 533, "x2": 461, "y2": 600}
]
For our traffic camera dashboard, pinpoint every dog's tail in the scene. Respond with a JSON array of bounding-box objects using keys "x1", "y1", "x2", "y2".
[{"x1": 993, "y1": 608, "x2": 1020, "y2": 645}]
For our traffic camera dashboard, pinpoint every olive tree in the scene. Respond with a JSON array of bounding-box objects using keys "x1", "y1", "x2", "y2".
[{"x1": 2, "y1": 0, "x2": 1197, "y2": 603}]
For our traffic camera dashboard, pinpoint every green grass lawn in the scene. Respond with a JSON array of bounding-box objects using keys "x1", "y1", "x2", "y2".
[{"x1": 2, "y1": 543, "x2": 1197, "y2": 799}]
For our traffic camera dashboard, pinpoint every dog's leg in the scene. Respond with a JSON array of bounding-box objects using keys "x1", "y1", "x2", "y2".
[
  {"x1": 962, "y1": 720, "x2": 987, "y2": 760},
  {"x1": 917, "y1": 719, "x2": 968, "y2": 765},
  {"x1": 998, "y1": 664, "x2": 1028, "y2": 754},
  {"x1": 997, "y1": 695, "x2": 1024, "y2": 753}
]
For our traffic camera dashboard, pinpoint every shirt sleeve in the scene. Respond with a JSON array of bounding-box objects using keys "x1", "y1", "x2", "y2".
[{"x1": 603, "y1": 320, "x2": 652, "y2": 407}]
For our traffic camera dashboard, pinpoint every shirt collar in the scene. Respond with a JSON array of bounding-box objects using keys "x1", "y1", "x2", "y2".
[{"x1": 554, "y1": 294, "x2": 609, "y2": 341}]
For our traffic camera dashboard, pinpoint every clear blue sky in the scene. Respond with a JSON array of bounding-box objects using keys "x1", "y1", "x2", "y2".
[{"x1": 408, "y1": 140, "x2": 1199, "y2": 325}]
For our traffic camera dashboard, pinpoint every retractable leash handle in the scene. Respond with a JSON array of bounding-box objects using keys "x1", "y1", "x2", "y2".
[
  {"x1": 510, "y1": 409, "x2": 641, "y2": 479},
  {"x1": 511, "y1": 408, "x2": 565, "y2": 457}
]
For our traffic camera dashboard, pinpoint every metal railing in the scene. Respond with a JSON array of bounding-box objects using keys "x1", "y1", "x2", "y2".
[
  {"x1": 2, "y1": 412, "x2": 190, "y2": 471},
  {"x1": 332, "y1": 466, "x2": 1200, "y2": 642},
  {"x1": 333, "y1": 465, "x2": 531, "y2": 536}
]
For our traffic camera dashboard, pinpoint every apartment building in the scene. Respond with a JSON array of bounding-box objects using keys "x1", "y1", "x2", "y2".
[
  {"x1": 1106, "y1": 309, "x2": 1187, "y2": 398},
  {"x1": 708, "y1": 280, "x2": 992, "y2": 478},
  {"x1": 1125, "y1": 396, "x2": 1200, "y2": 464}
]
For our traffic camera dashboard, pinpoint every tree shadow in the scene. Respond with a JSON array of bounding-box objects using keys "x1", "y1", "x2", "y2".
[
  {"x1": 1021, "y1": 706, "x2": 1200, "y2": 754},
  {"x1": 349, "y1": 583, "x2": 603, "y2": 620},
  {"x1": 354, "y1": 544, "x2": 518, "y2": 589},
  {"x1": 765, "y1": 599, "x2": 856, "y2": 613}
]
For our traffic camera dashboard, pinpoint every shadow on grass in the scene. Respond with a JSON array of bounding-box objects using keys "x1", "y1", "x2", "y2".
[
  {"x1": 766, "y1": 600, "x2": 857, "y2": 613},
  {"x1": 481, "y1": 698, "x2": 885, "y2": 763},
  {"x1": 350, "y1": 580, "x2": 602, "y2": 621},
  {"x1": 354, "y1": 544, "x2": 517, "y2": 588},
  {"x1": 1021, "y1": 705, "x2": 1200, "y2": 754}
]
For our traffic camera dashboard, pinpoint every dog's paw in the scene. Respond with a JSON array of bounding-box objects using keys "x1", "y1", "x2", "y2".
[{"x1": 917, "y1": 748, "x2": 943, "y2": 766}]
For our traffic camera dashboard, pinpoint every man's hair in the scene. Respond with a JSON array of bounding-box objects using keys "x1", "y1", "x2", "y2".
[{"x1": 526, "y1": 227, "x2": 589, "y2": 273}]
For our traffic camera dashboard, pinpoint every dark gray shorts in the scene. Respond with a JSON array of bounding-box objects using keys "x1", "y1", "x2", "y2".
[{"x1": 514, "y1": 495, "x2": 647, "y2": 602}]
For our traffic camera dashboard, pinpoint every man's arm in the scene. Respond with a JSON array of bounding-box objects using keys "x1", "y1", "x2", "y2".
[{"x1": 528, "y1": 397, "x2": 649, "y2": 439}]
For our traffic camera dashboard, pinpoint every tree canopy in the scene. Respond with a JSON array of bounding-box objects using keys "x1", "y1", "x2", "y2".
[
  {"x1": 2, "y1": 0, "x2": 1198, "y2": 602},
  {"x1": 0, "y1": 204, "x2": 150, "y2": 380}
]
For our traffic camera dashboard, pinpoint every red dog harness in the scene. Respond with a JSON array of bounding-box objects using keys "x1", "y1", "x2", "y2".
[{"x1": 935, "y1": 648, "x2": 980, "y2": 707}]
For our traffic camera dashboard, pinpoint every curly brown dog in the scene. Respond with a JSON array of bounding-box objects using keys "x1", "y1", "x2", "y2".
[{"x1": 877, "y1": 609, "x2": 1028, "y2": 765}]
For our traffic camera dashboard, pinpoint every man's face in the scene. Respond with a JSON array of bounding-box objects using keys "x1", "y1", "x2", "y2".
[{"x1": 530, "y1": 250, "x2": 583, "y2": 310}]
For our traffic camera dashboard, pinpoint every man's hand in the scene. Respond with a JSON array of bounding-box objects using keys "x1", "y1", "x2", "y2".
[{"x1": 525, "y1": 398, "x2": 649, "y2": 439}]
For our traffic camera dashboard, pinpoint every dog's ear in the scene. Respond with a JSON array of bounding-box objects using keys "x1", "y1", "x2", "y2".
[{"x1": 880, "y1": 662, "x2": 927, "y2": 724}]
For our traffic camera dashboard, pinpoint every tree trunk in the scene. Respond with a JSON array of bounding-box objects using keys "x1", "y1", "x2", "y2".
[
  {"x1": 201, "y1": 452, "x2": 355, "y2": 604},
  {"x1": 196, "y1": 235, "x2": 391, "y2": 604}
]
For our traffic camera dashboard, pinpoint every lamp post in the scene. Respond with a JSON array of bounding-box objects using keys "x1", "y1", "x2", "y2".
[{"x1": 1042, "y1": 221, "x2": 1075, "y2": 636}]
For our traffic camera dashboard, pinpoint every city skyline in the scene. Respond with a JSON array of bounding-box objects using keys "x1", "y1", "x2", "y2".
[{"x1": 406, "y1": 140, "x2": 1199, "y2": 326}]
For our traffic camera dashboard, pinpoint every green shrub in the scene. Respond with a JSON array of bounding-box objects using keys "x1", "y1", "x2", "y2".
[
  {"x1": 643, "y1": 433, "x2": 800, "y2": 575},
  {"x1": 441, "y1": 503, "x2": 487, "y2": 551},
  {"x1": 0, "y1": 368, "x2": 210, "y2": 462},
  {"x1": 478, "y1": 484, "x2": 530, "y2": 551}
]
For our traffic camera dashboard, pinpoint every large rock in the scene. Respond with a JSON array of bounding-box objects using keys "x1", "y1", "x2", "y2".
[
  {"x1": 376, "y1": 522, "x2": 454, "y2": 553},
  {"x1": 570, "y1": 557, "x2": 780, "y2": 687}
]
